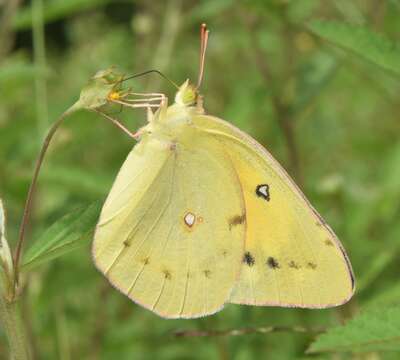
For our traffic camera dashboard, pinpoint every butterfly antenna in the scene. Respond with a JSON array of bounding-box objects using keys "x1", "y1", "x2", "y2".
[
  {"x1": 122, "y1": 69, "x2": 179, "y2": 89},
  {"x1": 196, "y1": 23, "x2": 209, "y2": 89}
]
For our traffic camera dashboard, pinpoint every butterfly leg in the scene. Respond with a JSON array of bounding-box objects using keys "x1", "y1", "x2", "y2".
[
  {"x1": 109, "y1": 92, "x2": 166, "y2": 110},
  {"x1": 91, "y1": 108, "x2": 137, "y2": 138},
  {"x1": 105, "y1": 92, "x2": 168, "y2": 139}
]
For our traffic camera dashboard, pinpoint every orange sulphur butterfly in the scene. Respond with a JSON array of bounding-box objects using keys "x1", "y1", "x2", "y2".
[{"x1": 92, "y1": 24, "x2": 354, "y2": 318}]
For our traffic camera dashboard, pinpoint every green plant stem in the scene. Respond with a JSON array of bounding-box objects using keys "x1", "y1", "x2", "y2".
[
  {"x1": 14, "y1": 107, "x2": 77, "y2": 284},
  {"x1": 0, "y1": 293, "x2": 30, "y2": 359}
]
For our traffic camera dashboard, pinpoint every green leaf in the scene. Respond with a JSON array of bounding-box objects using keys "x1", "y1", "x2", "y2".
[
  {"x1": 308, "y1": 305, "x2": 400, "y2": 353},
  {"x1": 308, "y1": 20, "x2": 400, "y2": 76},
  {"x1": 21, "y1": 202, "x2": 101, "y2": 271}
]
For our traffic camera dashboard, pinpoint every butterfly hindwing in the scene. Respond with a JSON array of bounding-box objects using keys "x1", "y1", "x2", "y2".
[
  {"x1": 93, "y1": 134, "x2": 246, "y2": 318},
  {"x1": 193, "y1": 115, "x2": 355, "y2": 308}
]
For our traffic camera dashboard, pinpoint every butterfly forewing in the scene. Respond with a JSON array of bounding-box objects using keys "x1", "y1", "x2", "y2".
[{"x1": 93, "y1": 133, "x2": 246, "y2": 318}]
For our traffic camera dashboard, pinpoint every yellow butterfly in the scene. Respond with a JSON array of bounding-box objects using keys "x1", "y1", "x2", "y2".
[{"x1": 92, "y1": 24, "x2": 354, "y2": 319}]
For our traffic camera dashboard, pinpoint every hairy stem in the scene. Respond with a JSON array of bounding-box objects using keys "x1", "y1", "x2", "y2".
[{"x1": 0, "y1": 293, "x2": 31, "y2": 359}]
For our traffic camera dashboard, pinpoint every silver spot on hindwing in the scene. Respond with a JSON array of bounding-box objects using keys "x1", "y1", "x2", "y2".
[{"x1": 184, "y1": 212, "x2": 196, "y2": 227}]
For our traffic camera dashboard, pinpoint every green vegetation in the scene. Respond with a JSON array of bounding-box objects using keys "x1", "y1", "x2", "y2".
[{"x1": 1, "y1": 0, "x2": 400, "y2": 359}]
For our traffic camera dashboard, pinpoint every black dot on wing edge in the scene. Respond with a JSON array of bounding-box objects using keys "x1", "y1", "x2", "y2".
[{"x1": 255, "y1": 184, "x2": 270, "y2": 201}]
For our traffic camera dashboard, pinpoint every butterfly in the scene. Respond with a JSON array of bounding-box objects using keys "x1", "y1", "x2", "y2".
[{"x1": 92, "y1": 24, "x2": 354, "y2": 319}]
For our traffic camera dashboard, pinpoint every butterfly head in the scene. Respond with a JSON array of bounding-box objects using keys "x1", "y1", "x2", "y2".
[{"x1": 174, "y1": 80, "x2": 198, "y2": 107}]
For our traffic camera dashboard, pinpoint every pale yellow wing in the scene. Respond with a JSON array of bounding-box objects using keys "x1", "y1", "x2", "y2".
[
  {"x1": 193, "y1": 114, "x2": 355, "y2": 308},
  {"x1": 92, "y1": 134, "x2": 246, "y2": 318}
]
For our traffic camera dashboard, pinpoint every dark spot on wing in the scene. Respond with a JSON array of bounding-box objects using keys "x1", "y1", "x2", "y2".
[
  {"x1": 325, "y1": 239, "x2": 334, "y2": 246},
  {"x1": 267, "y1": 257, "x2": 280, "y2": 269},
  {"x1": 123, "y1": 240, "x2": 130, "y2": 247},
  {"x1": 163, "y1": 270, "x2": 171, "y2": 279},
  {"x1": 229, "y1": 213, "x2": 246, "y2": 230},
  {"x1": 243, "y1": 251, "x2": 255, "y2": 266},
  {"x1": 142, "y1": 257, "x2": 150, "y2": 265},
  {"x1": 204, "y1": 270, "x2": 211, "y2": 278},
  {"x1": 256, "y1": 184, "x2": 270, "y2": 201},
  {"x1": 288, "y1": 260, "x2": 300, "y2": 269},
  {"x1": 307, "y1": 262, "x2": 317, "y2": 270},
  {"x1": 222, "y1": 250, "x2": 228, "y2": 257}
]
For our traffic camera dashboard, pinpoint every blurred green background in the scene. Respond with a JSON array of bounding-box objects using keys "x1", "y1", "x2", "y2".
[{"x1": 1, "y1": 0, "x2": 400, "y2": 359}]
